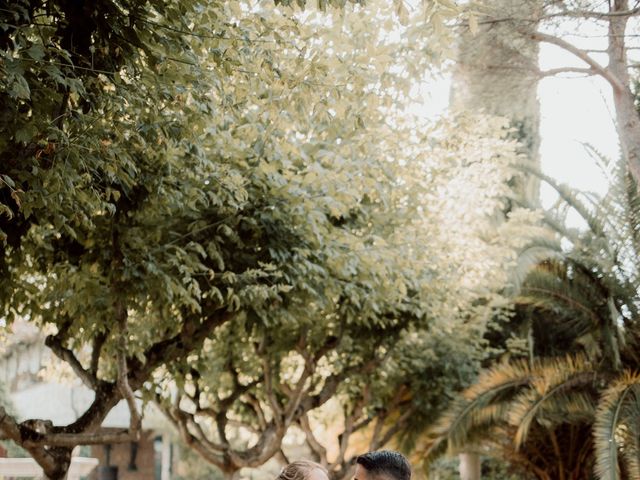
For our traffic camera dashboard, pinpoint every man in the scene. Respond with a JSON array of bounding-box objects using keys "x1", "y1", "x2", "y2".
[{"x1": 353, "y1": 450, "x2": 411, "y2": 480}]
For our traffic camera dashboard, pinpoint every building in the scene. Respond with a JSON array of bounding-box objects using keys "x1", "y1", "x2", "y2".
[{"x1": 0, "y1": 323, "x2": 175, "y2": 480}]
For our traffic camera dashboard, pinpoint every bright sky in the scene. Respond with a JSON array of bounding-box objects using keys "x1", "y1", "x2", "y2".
[{"x1": 538, "y1": 43, "x2": 618, "y2": 204}]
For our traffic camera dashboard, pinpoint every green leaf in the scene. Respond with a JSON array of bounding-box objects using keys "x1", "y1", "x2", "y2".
[
  {"x1": 9, "y1": 75, "x2": 30, "y2": 99},
  {"x1": 25, "y1": 44, "x2": 45, "y2": 61},
  {"x1": 14, "y1": 124, "x2": 38, "y2": 143}
]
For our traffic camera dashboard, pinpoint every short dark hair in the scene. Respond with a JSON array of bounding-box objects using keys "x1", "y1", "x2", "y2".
[{"x1": 356, "y1": 450, "x2": 411, "y2": 480}]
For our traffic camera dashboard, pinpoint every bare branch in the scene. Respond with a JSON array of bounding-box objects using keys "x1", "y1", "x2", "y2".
[
  {"x1": 117, "y1": 347, "x2": 141, "y2": 435},
  {"x1": 130, "y1": 309, "x2": 234, "y2": 385},
  {"x1": 207, "y1": 366, "x2": 261, "y2": 447},
  {"x1": 538, "y1": 67, "x2": 595, "y2": 78},
  {"x1": 546, "y1": 6, "x2": 640, "y2": 19},
  {"x1": 369, "y1": 415, "x2": 385, "y2": 451},
  {"x1": 114, "y1": 299, "x2": 141, "y2": 438},
  {"x1": 169, "y1": 408, "x2": 227, "y2": 470},
  {"x1": 531, "y1": 31, "x2": 627, "y2": 92},
  {"x1": 22, "y1": 429, "x2": 139, "y2": 448},
  {"x1": 283, "y1": 355, "x2": 316, "y2": 425},
  {"x1": 188, "y1": 416, "x2": 227, "y2": 452},
  {"x1": 225, "y1": 419, "x2": 261, "y2": 435},
  {"x1": 90, "y1": 331, "x2": 108, "y2": 375},
  {"x1": 298, "y1": 413, "x2": 328, "y2": 464},
  {"x1": 244, "y1": 394, "x2": 268, "y2": 430},
  {"x1": 351, "y1": 414, "x2": 376, "y2": 434},
  {"x1": 469, "y1": 6, "x2": 640, "y2": 26},
  {"x1": 375, "y1": 406, "x2": 416, "y2": 450},
  {"x1": 335, "y1": 387, "x2": 370, "y2": 468},
  {"x1": 261, "y1": 356, "x2": 283, "y2": 425}
]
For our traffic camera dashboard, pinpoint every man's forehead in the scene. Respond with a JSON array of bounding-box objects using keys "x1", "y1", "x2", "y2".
[
  {"x1": 354, "y1": 464, "x2": 368, "y2": 480},
  {"x1": 354, "y1": 465, "x2": 394, "y2": 480}
]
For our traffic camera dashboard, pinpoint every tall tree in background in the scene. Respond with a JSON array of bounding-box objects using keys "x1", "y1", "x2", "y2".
[
  {"x1": 452, "y1": 0, "x2": 542, "y2": 207},
  {"x1": 450, "y1": 2, "x2": 543, "y2": 477},
  {"x1": 460, "y1": 0, "x2": 640, "y2": 191}
]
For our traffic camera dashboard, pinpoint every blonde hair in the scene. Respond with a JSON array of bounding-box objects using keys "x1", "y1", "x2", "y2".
[{"x1": 277, "y1": 460, "x2": 328, "y2": 480}]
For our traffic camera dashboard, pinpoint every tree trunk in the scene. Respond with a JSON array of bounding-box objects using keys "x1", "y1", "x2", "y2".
[
  {"x1": 34, "y1": 446, "x2": 72, "y2": 480},
  {"x1": 459, "y1": 453, "x2": 481, "y2": 480},
  {"x1": 451, "y1": 0, "x2": 543, "y2": 206},
  {"x1": 450, "y1": 2, "x2": 544, "y2": 476},
  {"x1": 608, "y1": 0, "x2": 640, "y2": 189},
  {"x1": 222, "y1": 468, "x2": 241, "y2": 480}
]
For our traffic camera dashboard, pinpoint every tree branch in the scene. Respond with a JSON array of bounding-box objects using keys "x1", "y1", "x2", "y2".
[
  {"x1": 298, "y1": 413, "x2": 328, "y2": 464},
  {"x1": 334, "y1": 386, "x2": 371, "y2": 469},
  {"x1": 165, "y1": 406, "x2": 227, "y2": 471},
  {"x1": 531, "y1": 31, "x2": 627, "y2": 93},
  {"x1": 545, "y1": 6, "x2": 640, "y2": 19},
  {"x1": 538, "y1": 67, "x2": 595, "y2": 78},
  {"x1": 375, "y1": 406, "x2": 416, "y2": 450},
  {"x1": 45, "y1": 334, "x2": 99, "y2": 390},
  {"x1": 117, "y1": 337, "x2": 141, "y2": 437},
  {"x1": 22, "y1": 429, "x2": 139, "y2": 447},
  {"x1": 131, "y1": 309, "x2": 234, "y2": 385},
  {"x1": 244, "y1": 394, "x2": 268, "y2": 431},
  {"x1": 260, "y1": 355, "x2": 283, "y2": 426},
  {"x1": 90, "y1": 331, "x2": 108, "y2": 376}
]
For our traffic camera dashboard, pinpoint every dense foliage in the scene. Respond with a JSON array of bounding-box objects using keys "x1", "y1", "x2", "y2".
[{"x1": 0, "y1": 0, "x2": 525, "y2": 478}]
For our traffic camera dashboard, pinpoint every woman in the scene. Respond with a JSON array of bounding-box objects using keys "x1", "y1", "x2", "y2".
[{"x1": 276, "y1": 460, "x2": 329, "y2": 480}]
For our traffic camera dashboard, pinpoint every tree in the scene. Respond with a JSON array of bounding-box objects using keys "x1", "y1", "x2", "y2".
[
  {"x1": 1, "y1": 0, "x2": 514, "y2": 478},
  {"x1": 451, "y1": 0, "x2": 542, "y2": 207},
  {"x1": 144, "y1": 2, "x2": 537, "y2": 476},
  {"x1": 0, "y1": 0, "x2": 374, "y2": 476},
  {"x1": 420, "y1": 2, "x2": 640, "y2": 476},
  {"x1": 459, "y1": 0, "x2": 640, "y2": 190},
  {"x1": 441, "y1": 3, "x2": 546, "y2": 474}
]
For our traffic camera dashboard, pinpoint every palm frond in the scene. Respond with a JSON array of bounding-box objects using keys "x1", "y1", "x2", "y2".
[
  {"x1": 517, "y1": 262, "x2": 606, "y2": 342},
  {"x1": 625, "y1": 172, "x2": 640, "y2": 250},
  {"x1": 593, "y1": 371, "x2": 640, "y2": 480},
  {"x1": 510, "y1": 235, "x2": 562, "y2": 292},
  {"x1": 508, "y1": 355, "x2": 595, "y2": 448},
  {"x1": 620, "y1": 412, "x2": 640, "y2": 480},
  {"x1": 516, "y1": 162, "x2": 609, "y2": 242},
  {"x1": 425, "y1": 359, "x2": 533, "y2": 457}
]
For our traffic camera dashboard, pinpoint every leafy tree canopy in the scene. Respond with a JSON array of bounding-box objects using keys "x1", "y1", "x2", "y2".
[{"x1": 0, "y1": 0, "x2": 529, "y2": 478}]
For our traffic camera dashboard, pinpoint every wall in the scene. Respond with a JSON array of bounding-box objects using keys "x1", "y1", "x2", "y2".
[{"x1": 89, "y1": 430, "x2": 160, "y2": 480}]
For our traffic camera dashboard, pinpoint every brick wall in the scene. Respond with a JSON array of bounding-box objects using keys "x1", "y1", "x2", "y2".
[{"x1": 89, "y1": 430, "x2": 158, "y2": 480}]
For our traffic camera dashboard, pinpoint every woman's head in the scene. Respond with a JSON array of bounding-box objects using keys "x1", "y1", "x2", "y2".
[{"x1": 277, "y1": 460, "x2": 329, "y2": 480}]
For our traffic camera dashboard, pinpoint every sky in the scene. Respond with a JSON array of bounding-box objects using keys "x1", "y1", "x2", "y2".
[{"x1": 538, "y1": 43, "x2": 618, "y2": 203}]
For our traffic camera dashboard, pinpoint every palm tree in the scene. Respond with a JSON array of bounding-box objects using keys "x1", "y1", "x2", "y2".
[
  {"x1": 424, "y1": 155, "x2": 640, "y2": 480},
  {"x1": 426, "y1": 356, "x2": 596, "y2": 479}
]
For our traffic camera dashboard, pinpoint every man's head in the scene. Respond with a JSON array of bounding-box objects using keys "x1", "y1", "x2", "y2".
[{"x1": 354, "y1": 450, "x2": 411, "y2": 480}]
